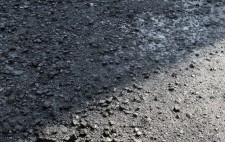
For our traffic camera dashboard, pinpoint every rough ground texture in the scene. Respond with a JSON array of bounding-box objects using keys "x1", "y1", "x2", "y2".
[{"x1": 1, "y1": 0, "x2": 225, "y2": 141}]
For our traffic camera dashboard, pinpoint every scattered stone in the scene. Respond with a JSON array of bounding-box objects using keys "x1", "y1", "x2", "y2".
[
  {"x1": 99, "y1": 100, "x2": 108, "y2": 107},
  {"x1": 135, "y1": 107, "x2": 140, "y2": 111},
  {"x1": 133, "y1": 96, "x2": 142, "y2": 103},
  {"x1": 36, "y1": 138, "x2": 56, "y2": 142},
  {"x1": 216, "y1": 115, "x2": 220, "y2": 119},
  {"x1": 133, "y1": 113, "x2": 138, "y2": 118},
  {"x1": 186, "y1": 113, "x2": 192, "y2": 118},
  {"x1": 168, "y1": 84, "x2": 175, "y2": 92},
  {"x1": 134, "y1": 128, "x2": 139, "y2": 132},
  {"x1": 102, "y1": 111, "x2": 109, "y2": 117},
  {"x1": 102, "y1": 137, "x2": 112, "y2": 142},
  {"x1": 173, "y1": 105, "x2": 181, "y2": 112},
  {"x1": 119, "y1": 104, "x2": 128, "y2": 111},
  {"x1": 43, "y1": 100, "x2": 51, "y2": 108},
  {"x1": 106, "y1": 97, "x2": 113, "y2": 104},
  {"x1": 60, "y1": 125, "x2": 68, "y2": 134},
  {"x1": 133, "y1": 83, "x2": 143, "y2": 90},
  {"x1": 210, "y1": 68, "x2": 217, "y2": 71},
  {"x1": 111, "y1": 128, "x2": 117, "y2": 133},
  {"x1": 103, "y1": 130, "x2": 110, "y2": 137},
  {"x1": 90, "y1": 124, "x2": 98, "y2": 130},
  {"x1": 136, "y1": 131, "x2": 142, "y2": 136},
  {"x1": 123, "y1": 110, "x2": 132, "y2": 114},
  {"x1": 72, "y1": 119, "x2": 79, "y2": 126},
  {"x1": 80, "y1": 120, "x2": 88, "y2": 128},
  {"x1": 113, "y1": 138, "x2": 123, "y2": 142},
  {"x1": 109, "y1": 121, "x2": 115, "y2": 126},
  {"x1": 171, "y1": 73, "x2": 177, "y2": 78},
  {"x1": 189, "y1": 64, "x2": 195, "y2": 68},
  {"x1": 133, "y1": 138, "x2": 142, "y2": 142},
  {"x1": 124, "y1": 87, "x2": 133, "y2": 93},
  {"x1": 99, "y1": 100, "x2": 106, "y2": 104},
  {"x1": 79, "y1": 129, "x2": 88, "y2": 137}
]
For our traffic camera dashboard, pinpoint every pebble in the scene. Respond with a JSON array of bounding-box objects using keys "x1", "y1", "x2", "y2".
[
  {"x1": 136, "y1": 131, "x2": 142, "y2": 136},
  {"x1": 119, "y1": 104, "x2": 128, "y2": 111},
  {"x1": 123, "y1": 110, "x2": 132, "y2": 114},
  {"x1": 113, "y1": 138, "x2": 123, "y2": 142},
  {"x1": 189, "y1": 64, "x2": 195, "y2": 68},
  {"x1": 43, "y1": 100, "x2": 51, "y2": 108},
  {"x1": 72, "y1": 119, "x2": 79, "y2": 126},
  {"x1": 133, "y1": 113, "x2": 138, "y2": 118},
  {"x1": 133, "y1": 83, "x2": 143, "y2": 90},
  {"x1": 186, "y1": 112, "x2": 192, "y2": 119},
  {"x1": 134, "y1": 128, "x2": 139, "y2": 132},
  {"x1": 106, "y1": 97, "x2": 113, "y2": 104},
  {"x1": 79, "y1": 129, "x2": 88, "y2": 137},
  {"x1": 80, "y1": 120, "x2": 88, "y2": 128},
  {"x1": 12, "y1": 70, "x2": 24, "y2": 76},
  {"x1": 103, "y1": 130, "x2": 110, "y2": 137},
  {"x1": 109, "y1": 120, "x2": 115, "y2": 126},
  {"x1": 111, "y1": 128, "x2": 117, "y2": 133},
  {"x1": 168, "y1": 85, "x2": 175, "y2": 91},
  {"x1": 173, "y1": 105, "x2": 180, "y2": 112},
  {"x1": 60, "y1": 125, "x2": 68, "y2": 134},
  {"x1": 102, "y1": 137, "x2": 112, "y2": 142}
]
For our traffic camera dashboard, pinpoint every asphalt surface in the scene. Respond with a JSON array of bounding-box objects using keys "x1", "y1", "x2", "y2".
[{"x1": 1, "y1": 0, "x2": 225, "y2": 141}]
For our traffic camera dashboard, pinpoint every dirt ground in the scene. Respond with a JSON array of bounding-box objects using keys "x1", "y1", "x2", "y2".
[{"x1": 1, "y1": 0, "x2": 225, "y2": 141}]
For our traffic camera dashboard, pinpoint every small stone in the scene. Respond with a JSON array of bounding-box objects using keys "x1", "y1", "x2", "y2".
[
  {"x1": 123, "y1": 110, "x2": 132, "y2": 114},
  {"x1": 103, "y1": 130, "x2": 110, "y2": 137},
  {"x1": 119, "y1": 104, "x2": 128, "y2": 111},
  {"x1": 133, "y1": 84, "x2": 143, "y2": 90},
  {"x1": 189, "y1": 64, "x2": 195, "y2": 68},
  {"x1": 102, "y1": 137, "x2": 112, "y2": 142},
  {"x1": 99, "y1": 100, "x2": 106, "y2": 104},
  {"x1": 90, "y1": 123, "x2": 98, "y2": 130},
  {"x1": 12, "y1": 70, "x2": 24, "y2": 76},
  {"x1": 133, "y1": 113, "x2": 138, "y2": 118},
  {"x1": 64, "y1": 135, "x2": 71, "y2": 141},
  {"x1": 104, "y1": 126, "x2": 110, "y2": 131},
  {"x1": 111, "y1": 128, "x2": 117, "y2": 133},
  {"x1": 134, "y1": 128, "x2": 139, "y2": 132},
  {"x1": 136, "y1": 131, "x2": 142, "y2": 136},
  {"x1": 79, "y1": 129, "x2": 88, "y2": 137},
  {"x1": 175, "y1": 115, "x2": 180, "y2": 119},
  {"x1": 113, "y1": 138, "x2": 123, "y2": 142},
  {"x1": 186, "y1": 113, "x2": 192, "y2": 118},
  {"x1": 43, "y1": 100, "x2": 51, "y2": 108},
  {"x1": 109, "y1": 121, "x2": 115, "y2": 126},
  {"x1": 124, "y1": 87, "x2": 133, "y2": 93},
  {"x1": 133, "y1": 96, "x2": 142, "y2": 103},
  {"x1": 210, "y1": 68, "x2": 217, "y2": 71},
  {"x1": 60, "y1": 125, "x2": 68, "y2": 133},
  {"x1": 72, "y1": 119, "x2": 79, "y2": 126},
  {"x1": 173, "y1": 105, "x2": 180, "y2": 112},
  {"x1": 179, "y1": 130, "x2": 184, "y2": 134},
  {"x1": 135, "y1": 107, "x2": 140, "y2": 111},
  {"x1": 36, "y1": 138, "x2": 55, "y2": 142},
  {"x1": 0, "y1": 87, "x2": 4, "y2": 92},
  {"x1": 99, "y1": 100, "x2": 108, "y2": 107},
  {"x1": 168, "y1": 85, "x2": 175, "y2": 91},
  {"x1": 80, "y1": 120, "x2": 88, "y2": 128},
  {"x1": 106, "y1": 97, "x2": 113, "y2": 104},
  {"x1": 102, "y1": 111, "x2": 109, "y2": 117},
  {"x1": 171, "y1": 73, "x2": 177, "y2": 78},
  {"x1": 133, "y1": 138, "x2": 142, "y2": 142}
]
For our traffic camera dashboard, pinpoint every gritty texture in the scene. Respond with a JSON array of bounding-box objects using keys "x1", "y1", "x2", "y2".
[{"x1": 1, "y1": 0, "x2": 225, "y2": 142}]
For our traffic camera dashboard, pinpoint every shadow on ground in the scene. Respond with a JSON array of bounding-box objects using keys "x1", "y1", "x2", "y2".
[{"x1": 0, "y1": 0, "x2": 225, "y2": 141}]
